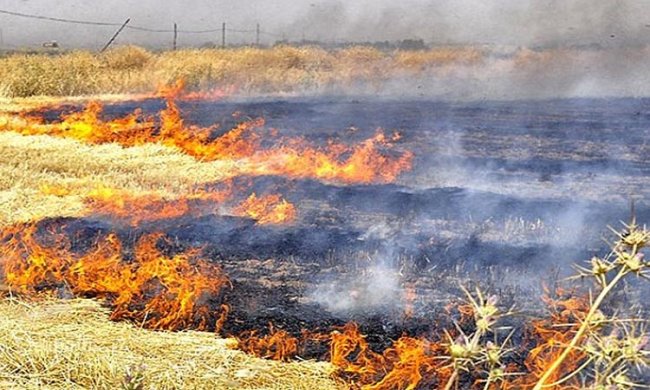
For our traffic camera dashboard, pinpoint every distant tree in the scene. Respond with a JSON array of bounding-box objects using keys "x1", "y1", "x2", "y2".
[{"x1": 397, "y1": 39, "x2": 427, "y2": 51}]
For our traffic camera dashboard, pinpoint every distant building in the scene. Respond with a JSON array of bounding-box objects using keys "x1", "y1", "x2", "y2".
[{"x1": 42, "y1": 41, "x2": 59, "y2": 48}]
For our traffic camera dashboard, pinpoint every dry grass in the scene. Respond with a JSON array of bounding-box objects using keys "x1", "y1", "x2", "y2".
[
  {"x1": 0, "y1": 45, "x2": 485, "y2": 98},
  {"x1": 0, "y1": 297, "x2": 340, "y2": 390},
  {"x1": 0, "y1": 131, "x2": 238, "y2": 225}
]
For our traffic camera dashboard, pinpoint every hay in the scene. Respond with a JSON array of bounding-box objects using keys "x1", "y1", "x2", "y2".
[
  {"x1": 0, "y1": 46, "x2": 487, "y2": 98},
  {"x1": 0, "y1": 297, "x2": 341, "y2": 390},
  {"x1": 0, "y1": 131, "x2": 240, "y2": 226}
]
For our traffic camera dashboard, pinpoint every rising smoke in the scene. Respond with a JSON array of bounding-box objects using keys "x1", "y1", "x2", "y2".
[{"x1": 2, "y1": 0, "x2": 649, "y2": 48}]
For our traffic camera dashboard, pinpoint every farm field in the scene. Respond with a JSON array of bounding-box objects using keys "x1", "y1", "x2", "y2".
[{"x1": 1, "y1": 48, "x2": 649, "y2": 389}]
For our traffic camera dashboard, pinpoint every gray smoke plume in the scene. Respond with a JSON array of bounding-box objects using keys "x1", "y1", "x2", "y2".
[{"x1": 2, "y1": 0, "x2": 649, "y2": 48}]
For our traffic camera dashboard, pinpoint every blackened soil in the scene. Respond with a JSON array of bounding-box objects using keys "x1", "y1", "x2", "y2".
[{"x1": 32, "y1": 97, "x2": 650, "y2": 358}]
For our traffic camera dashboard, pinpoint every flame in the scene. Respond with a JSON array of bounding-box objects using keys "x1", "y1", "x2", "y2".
[
  {"x1": 246, "y1": 131, "x2": 413, "y2": 184},
  {"x1": 83, "y1": 186, "x2": 233, "y2": 226},
  {"x1": 236, "y1": 324, "x2": 300, "y2": 361},
  {"x1": 2, "y1": 96, "x2": 413, "y2": 185},
  {"x1": 504, "y1": 289, "x2": 590, "y2": 389},
  {"x1": 158, "y1": 97, "x2": 264, "y2": 161},
  {"x1": 39, "y1": 184, "x2": 73, "y2": 197},
  {"x1": 156, "y1": 79, "x2": 237, "y2": 101},
  {"x1": 234, "y1": 193, "x2": 297, "y2": 225},
  {"x1": 329, "y1": 323, "x2": 447, "y2": 389},
  {"x1": 0, "y1": 223, "x2": 230, "y2": 331},
  {"x1": 237, "y1": 322, "x2": 446, "y2": 389}
]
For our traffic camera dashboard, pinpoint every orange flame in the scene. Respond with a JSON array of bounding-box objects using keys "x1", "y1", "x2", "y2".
[
  {"x1": 156, "y1": 79, "x2": 237, "y2": 101},
  {"x1": 236, "y1": 324, "x2": 300, "y2": 361},
  {"x1": 329, "y1": 323, "x2": 446, "y2": 390},
  {"x1": 504, "y1": 289, "x2": 590, "y2": 389},
  {"x1": 234, "y1": 193, "x2": 297, "y2": 225},
  {"x1": 234, "y1": 321, "x2": 447, "y2": 389},
  {"x1": 2, "y1": 96, "x2": 413, "y2": 185},
  {"x1": 83, "y1": 186, "x2": 233, "y2": 226},
  {"x1": 0, "y1": 223, "x2": 230, "y2": 331}
]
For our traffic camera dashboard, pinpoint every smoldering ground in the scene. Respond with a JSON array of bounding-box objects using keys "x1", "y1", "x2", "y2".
[{"x1": 30, "y1": 95, "x2": 650, "y2": 323}]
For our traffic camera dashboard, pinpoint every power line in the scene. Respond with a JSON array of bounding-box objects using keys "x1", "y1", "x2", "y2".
[
  {"x1": 0, "y1": 9, "x2": 121, "y2": 27},
  {"x1": 0, "y1": 8, "x2": 272, "y2": 36},
  {"x1": 0, "y1": 7, "x2": 289, "y2": 50}
]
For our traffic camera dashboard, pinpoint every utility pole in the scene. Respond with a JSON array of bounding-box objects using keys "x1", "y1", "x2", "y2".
[
  {"x1": 256, "y1": 23, "x2": 260, "y2": 46},
  {"x1": 101, "y1": 18, "x2": 130, "y2": 53},
  {"x1": 0, "y1": 28, "x2": 4, "y2": 49},
  {"x1": 173, "y1": 23, "x2": 178, "y2": 50},
  {"x1": 221, "y1": 22, "x2": 226, "y2": 48}
]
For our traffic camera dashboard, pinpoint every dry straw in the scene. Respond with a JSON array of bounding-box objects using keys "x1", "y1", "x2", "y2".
[
  {"x1": 0, "y1": 45, "x2": 485, "y2": 98},
  {"x1": 0, "y1": 297, "x2": 341, "y2": 390}
]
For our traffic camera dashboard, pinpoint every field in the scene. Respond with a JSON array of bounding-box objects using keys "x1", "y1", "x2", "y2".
[
  {"x1": 0, "y1": 45, "x2": 482, "y2": 98},
  {"x1": 0, "y1": 46, "x2": 649, "y2": 389}
]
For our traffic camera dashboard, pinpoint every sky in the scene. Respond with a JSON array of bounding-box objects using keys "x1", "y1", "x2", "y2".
[{"x1": 0, "y1": 0, "x2": 649, "y2": 49}]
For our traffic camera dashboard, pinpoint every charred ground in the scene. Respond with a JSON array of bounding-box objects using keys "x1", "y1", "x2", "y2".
[{"x1": 23, "y1": 96, "x2": 650, "y2": 363}]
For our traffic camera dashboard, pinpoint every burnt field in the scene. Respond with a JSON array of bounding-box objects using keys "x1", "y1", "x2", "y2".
[
  {"x1": 30, "y1": 97, "x2": 650, "y2": 330},
  {"x1": 3, "y1": 95, "x2": 650, "y2": 388}
]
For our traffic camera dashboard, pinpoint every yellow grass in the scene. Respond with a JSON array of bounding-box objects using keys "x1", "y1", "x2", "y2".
[
  {"x1": 0, "y1": 45, "x2": 485, "y2": 98},
  {"x1": 0, "y1": 131, "x2": 239, "y2": 225},
  {"x1": 0, "y1": 127, "x2": 345, "y2": 389},
  {"x1": 0, "y1": 297, "x2": 340, "y2": 389}
]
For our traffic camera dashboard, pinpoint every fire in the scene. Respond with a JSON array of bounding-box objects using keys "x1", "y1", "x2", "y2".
[
  {"x1": 83, "y1": 186, "x2": 233, "y2": 226},
  {"x1": 0, "y1": 223, "x2": 230, "y2": 331},
  {"x1": 504, "y1": 289, "x2": 590, "y2": 389},
  {"x1": 329, "y1": 323, "x2": 445, "y2": 390},
  {"x1": 85, "y1": 187, "x2": 191, "y2": 225},
  {"x1": 38, "y1": 183, "x2": 234, "y2": 226},
  {"x1": 158, "y1": 94, "x2": 264, "y2": 161},
  {"x1": 246, "y1": 131, "x2": 413, "y2": 184},
  {"x1": 13, "y1": 101, "x2": 158, "y2": 146},
  {"x1": 38, "y1": 182, "x2": 299, "y2": 227},
  {"x1": 156, "y1": 79, "x2": 237, "y2": 101},
  {"x1": 236, "y1": 321, "x2": 447, "y2": 389},
  {"x1": 1, "y1": 95, "x2": 413, "y2": 185},
  {"x1": 236, "y1": 324, "x2": 300, "y2": 361},
  {"x1": 234, "y1": 193, "x2": 297, "y2": 225}
]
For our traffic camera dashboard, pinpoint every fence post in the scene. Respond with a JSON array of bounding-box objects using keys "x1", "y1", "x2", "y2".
[
  {"x1": 221, "y1": 22, "x2": 226, "y2": 48},
  {"x1": 256, "y1": 23, "x2": 260, "y2": 46},
  {"x1": 173, "y1": 22, "x2": 177, "y2": 50},
  {"x1": 101, "y1": 18, "x2": 130, "y2": 53}
]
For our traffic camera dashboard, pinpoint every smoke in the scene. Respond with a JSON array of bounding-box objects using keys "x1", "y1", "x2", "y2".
[
  {"x1": 2, "y1": 0, "x2": 649, "y2": 48},
  {"x1": 311, "y1": 264, "x2": 403, "y2": 314},
  {"x1": 2, "y1": 0, "x2": 649, "y2": 99}
]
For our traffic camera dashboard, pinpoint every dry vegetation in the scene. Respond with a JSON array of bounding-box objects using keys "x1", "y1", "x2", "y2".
[
  {"x1": 0, "y1": 297, "x2": 339, "y2": 390},
  {"x1": 0, "y1": 131, "x2": 235, "y2": 226},
  {"x1": 1, "y1": 48, "x2": 649, "y2": 388},
  {"x1": 0, "y1": 45, "x2": 484, "y2": 97}
]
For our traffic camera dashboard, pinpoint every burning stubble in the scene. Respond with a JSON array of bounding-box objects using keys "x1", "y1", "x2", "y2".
[{"x1": 1, "y1": 48, "x2": 650, "y2": 388}]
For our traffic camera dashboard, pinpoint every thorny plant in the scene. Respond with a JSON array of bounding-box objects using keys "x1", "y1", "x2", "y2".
[
  {"x1": 442, "y1": 286, "x2": 517, "y2": 390},
  {"x1": 121, "y1": 364, "x2": 146, "y2": 390},
  {"x1": 533, "y1": 218, "x2": 650, "y2": 389}
]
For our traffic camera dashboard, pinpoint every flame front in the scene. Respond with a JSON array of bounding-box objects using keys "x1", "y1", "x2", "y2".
[
  {"x1": 82, "y1": 186, "x2": 234, "y2": 226},
  {"x1": 0, "y1": 223, "x2": 230, "y2": 331},
  {"x1": 236, "y1": 325, "x2": 300, "y2": 362},
  {"x1": 1, "y1": 92, "x2": 413, "y2": 185},
  {"x1": 234, "y1": 193, "x2": 297, "y2": 225}
]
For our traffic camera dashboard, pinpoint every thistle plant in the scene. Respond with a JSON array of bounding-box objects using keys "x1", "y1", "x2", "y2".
[
  {"x1": 534, "y1": 219, "x2": 650, "y2": 389},
  {"x1": 121, "y1": 364, "x2": 146, "y2": 390},
  {"x1": 442, "y1": 286, "x2": 516, "y2": 390}
]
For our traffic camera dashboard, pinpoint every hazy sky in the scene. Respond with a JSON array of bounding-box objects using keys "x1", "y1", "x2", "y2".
[{"x1": 1, "y1": 0, "x2": 648, "y2": 49}]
